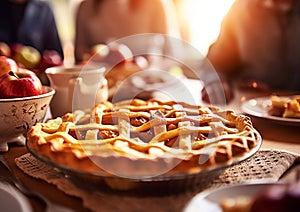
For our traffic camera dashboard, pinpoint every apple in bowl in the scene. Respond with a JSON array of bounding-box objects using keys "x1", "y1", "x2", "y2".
[
  {"x1": 0, "y1": 56, "x2": 43, "y2": 98},
  {"x1": 0, "y1": 42, "x2": 11, "y2": 57},
  {"x1": 0, "y1": 56, "x2": 54, "y2": 151},
  {"x1": 0, "y1": 69, "x2": 43, "y2": 98}
]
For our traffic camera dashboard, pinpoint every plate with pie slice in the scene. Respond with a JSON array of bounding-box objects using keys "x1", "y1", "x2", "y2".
[
  {"x1": 241, "y1": 96, "x2": 300, "y2": 126},
  {"x1": 184, "y1": 182, "x2": 281, "y2": 212},
  {"x1": 27, "y1": 98, "x2": 262, "y2": 192}
]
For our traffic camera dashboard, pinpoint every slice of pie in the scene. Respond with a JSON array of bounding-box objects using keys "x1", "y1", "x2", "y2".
[
  {"x1": 27, "y1": 98, "x2": 261, "y2": 179},
  {"x1": 267, "y1": 95, "x2": 300, "y2": 118}
]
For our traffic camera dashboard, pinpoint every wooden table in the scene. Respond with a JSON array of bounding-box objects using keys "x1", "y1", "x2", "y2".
[{"x1": 1, "y1": 85, "x2": 300, "y2": 212}]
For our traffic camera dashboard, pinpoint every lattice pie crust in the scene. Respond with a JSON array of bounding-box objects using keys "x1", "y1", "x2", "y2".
[{"x1": 27, "y1": 99, "x2": 260, "y2": 178}]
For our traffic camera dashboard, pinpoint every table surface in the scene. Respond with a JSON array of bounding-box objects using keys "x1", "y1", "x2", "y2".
[{"x1": 1, "y1": 82, "x2": 300, "y2": 212}]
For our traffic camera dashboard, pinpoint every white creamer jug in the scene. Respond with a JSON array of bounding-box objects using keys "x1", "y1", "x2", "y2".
[{"x1": 46, "y1": 65, "x2": 108, "y2": 118}]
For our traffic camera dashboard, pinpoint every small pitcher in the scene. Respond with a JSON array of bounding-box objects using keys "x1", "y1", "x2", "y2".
[{"x1": 46, "y1": 65, "x2": 108, "y2": 118}]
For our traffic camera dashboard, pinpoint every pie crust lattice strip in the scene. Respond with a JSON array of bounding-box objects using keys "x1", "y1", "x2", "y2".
[{"x1": 27, "y1": 98, "x2": 261, "y2": 180}]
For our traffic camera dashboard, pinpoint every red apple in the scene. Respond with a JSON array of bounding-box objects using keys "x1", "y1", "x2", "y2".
[
  {"x1": 0, "y1": 68, "x2": 43, "y2": 98},
  {"x1": 0, "y1": 42, "x2": 11, "y2": 57},
  {"x1": 38, "y1": 50, "x2": 63, "y2": 72},
  {"x1": 0, "y1": 56, "x2": 18, "y2": 77},
  {"x1": 10, "y1": 43, "x2": 24, "y2": 57},
  {"x1": 37, "y1": 50, "x2": 63, "y2": 85}
]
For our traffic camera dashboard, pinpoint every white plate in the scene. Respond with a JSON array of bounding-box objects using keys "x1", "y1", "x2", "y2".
[
  {"x1": 0, "y1": 181, "x2": 32, "y2": 212},
  {"x1": 184, "y1": 182, "x2": 280, "y2": 212},
  {"x1": 241, "y1": 97, "x2": 300, "y2": 126}
]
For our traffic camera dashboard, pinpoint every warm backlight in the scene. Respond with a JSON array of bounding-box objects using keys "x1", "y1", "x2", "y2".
[{"x1": 179, "y1": 0, "x2": 235, "y2": 55}]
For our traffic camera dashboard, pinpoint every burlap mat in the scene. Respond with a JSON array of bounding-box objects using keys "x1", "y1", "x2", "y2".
[{"x1": 15, "y1": 149, "x2": 300, "y2": 212}]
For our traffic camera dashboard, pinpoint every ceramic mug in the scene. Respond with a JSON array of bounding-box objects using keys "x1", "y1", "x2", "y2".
[{"x1": 46, "y1": 65, "x2": 108, "y2": 118}]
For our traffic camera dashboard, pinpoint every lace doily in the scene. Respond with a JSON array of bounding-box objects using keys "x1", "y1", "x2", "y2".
[{"x1": 15, "y1": 149, "x2": 300, "y2": 212}]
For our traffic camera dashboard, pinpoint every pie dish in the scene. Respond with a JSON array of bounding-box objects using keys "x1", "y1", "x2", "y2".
[{"x1": 27, "y1": 98, "x2": 261, "y2": 189}]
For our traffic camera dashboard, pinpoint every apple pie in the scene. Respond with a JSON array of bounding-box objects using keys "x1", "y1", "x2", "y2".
[
  {"x1": 27, "y1": 99, "x2": 261, "y2": 178},
  {"x1": 267, "y1": 95, "x2": 300, "y2": 118}
]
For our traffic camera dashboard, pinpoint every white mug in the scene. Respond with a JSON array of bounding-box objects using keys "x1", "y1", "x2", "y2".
[{"x1": 46, "y1": 65, "x2": 108, "y2": 118}]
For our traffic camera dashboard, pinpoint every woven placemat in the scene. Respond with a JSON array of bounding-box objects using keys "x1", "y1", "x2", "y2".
[{"x1": 15, "y1": 149, "x2": 300, "y2": 212}]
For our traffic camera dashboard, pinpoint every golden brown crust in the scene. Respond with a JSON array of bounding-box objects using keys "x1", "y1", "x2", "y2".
[{"x1": 27, "y1": 98, "x2": 260, "y2": 177}]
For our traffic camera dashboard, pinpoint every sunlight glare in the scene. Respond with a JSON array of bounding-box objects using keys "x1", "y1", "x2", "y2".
[{"x1": 182, "y1": 0, "x2": 235, "y2": 55}]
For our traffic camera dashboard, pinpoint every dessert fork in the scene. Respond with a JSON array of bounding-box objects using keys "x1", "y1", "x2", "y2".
[{"x1": 0, "y1": 155, "x2": 72, "y2": 212}]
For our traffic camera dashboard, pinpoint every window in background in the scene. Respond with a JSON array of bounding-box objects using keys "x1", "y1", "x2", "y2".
[
  {"x1": 176, "y1": 0, "x2": 235, "y2": 56},
  {"x1": 44, "y1": 0, "x2": 82, "y2": 66}
]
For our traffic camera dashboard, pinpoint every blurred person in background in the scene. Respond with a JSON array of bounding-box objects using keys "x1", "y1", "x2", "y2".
[
  {"x1": 74, "y1": 0, "x2": 181, "y2": 64},
  {"x1": 205, "y1": 0, "x2": 300, "y2": 103},
  {"x1": 0, "y1": 0, "x2": 64, "y2": 59}
]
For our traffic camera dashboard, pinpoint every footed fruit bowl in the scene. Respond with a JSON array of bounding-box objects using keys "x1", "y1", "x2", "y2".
[{"x1": 0, "y1": 86, "x2": 54, "y2": 151}]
